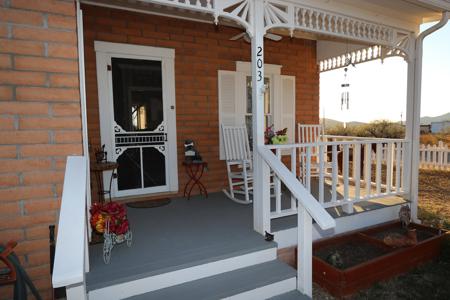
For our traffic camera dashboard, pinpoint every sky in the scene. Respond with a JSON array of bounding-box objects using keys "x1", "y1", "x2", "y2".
[{"x1": 319, "y1": 22, "x2": 450, "y2": 123}]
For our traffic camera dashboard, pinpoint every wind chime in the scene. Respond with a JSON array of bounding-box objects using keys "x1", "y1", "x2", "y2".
[{"x1": 340, "y1": 54, "x2": 353, "y2": 128}]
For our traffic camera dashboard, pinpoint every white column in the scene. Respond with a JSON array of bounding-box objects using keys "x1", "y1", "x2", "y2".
[
  {"x1": 252, "y1": 0, "x2": 270, "y2": 234},
  {"x1": 405, "y1": 40, "x2": 418, "y2": 220},
  {"x1": 66, "y1": 281, "x2": 88, "y2": 300},
  {"x1": 297, "y1": 206, "x2": 312, "y2": 297}
]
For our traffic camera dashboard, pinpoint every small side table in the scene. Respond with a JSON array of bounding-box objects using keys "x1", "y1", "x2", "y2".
[
  {"x1": 183, "y1": 161, "x2": 208, "y2": 200},
  {"x1": 91, "y1": 161, "x2": 118, "y2": 203}
]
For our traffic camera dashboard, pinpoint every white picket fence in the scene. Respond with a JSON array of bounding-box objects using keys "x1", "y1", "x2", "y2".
[{"x1": 419, "y1": 141, "x2": 450, "y2": 170}]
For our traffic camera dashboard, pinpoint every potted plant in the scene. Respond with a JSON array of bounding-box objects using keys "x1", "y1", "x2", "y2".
[
  {"x1": 265, "y1": 125, "x2": 288, "y2": 145},
  {"x1": 90, "y1": 201, "x2": 132, "y2": 264}
]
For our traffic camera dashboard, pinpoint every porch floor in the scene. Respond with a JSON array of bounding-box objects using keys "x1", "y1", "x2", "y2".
[{"x1": 86, "y1": 192, "x2": 275, "y2": 291}]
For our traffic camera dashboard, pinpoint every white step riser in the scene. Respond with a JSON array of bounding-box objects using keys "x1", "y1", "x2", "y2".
[
  {"x1": 274, "y1": 204, "x2": 401, "y2": 248},
  {"x1": 88, "y1": 248, "x2": 277, "y2": 300},
  {"x1": 224, "y1": 277, "x2": 297, "y2": 300}
]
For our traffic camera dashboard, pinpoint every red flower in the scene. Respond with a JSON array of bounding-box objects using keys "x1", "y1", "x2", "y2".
[{"x1": 89, "y1": 201, "x2": 130, "y2": 235}]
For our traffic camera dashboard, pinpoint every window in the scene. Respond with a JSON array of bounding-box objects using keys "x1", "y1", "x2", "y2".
[
  {"x1": 245, "y1": 76, "x2": 272, "y2": 149},
  {"x1": 218, "y1": 62, "x2": 295, "y2": 159}
]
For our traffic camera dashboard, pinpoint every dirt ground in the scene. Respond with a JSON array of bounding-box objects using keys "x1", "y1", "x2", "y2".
[{"x1": 313, "y1": 169, "x2": 450, "y2": 300}]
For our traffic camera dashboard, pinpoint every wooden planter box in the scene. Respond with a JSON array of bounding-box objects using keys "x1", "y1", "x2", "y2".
[{"x1": 312, "y1": 221, "x2": 447, "y2": 298}]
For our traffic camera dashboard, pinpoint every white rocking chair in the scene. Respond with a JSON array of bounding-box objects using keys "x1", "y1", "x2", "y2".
[
  {"x1": 221, "y1": 125, "x2": 254, "y2": 205},
  {"x1": 297, "y1": 124, "x2": 331, "y2": 180}
]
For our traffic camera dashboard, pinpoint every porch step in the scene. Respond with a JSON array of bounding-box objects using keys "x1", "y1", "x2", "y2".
[
  {"x1": 87, "y1": 242, "x2": 278, "y2": 300},
  {"x1": 268, "y1": 290, "x2": 311, "y2": 300},
  {"x1": 125, "y1": 260, "x2": 297, "y2": 300}
]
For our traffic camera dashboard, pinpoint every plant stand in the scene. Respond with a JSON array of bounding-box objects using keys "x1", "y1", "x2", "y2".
[{"x1": 102, "y1": 219, "x2": 132, "y2": 264}]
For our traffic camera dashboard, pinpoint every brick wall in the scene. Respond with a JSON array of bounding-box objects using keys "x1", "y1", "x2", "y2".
[
  {"x1": 83, "y1": 4, "x2": 320, "y2": 199},
  {"x1": 0, "y1": 0, "x2": 81, "y2": 299}
]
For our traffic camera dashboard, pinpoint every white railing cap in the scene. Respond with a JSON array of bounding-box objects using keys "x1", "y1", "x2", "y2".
[{"x1": 52, "y1": 156, "x2": 87, "y2": 288}]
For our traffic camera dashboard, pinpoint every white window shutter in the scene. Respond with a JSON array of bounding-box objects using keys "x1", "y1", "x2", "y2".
[
  {"x1": 274, "y1": 75, "x2": 296, "y2": 144},
  {"x1": 218, "y1": 70, "x2": 238, "y2": 160}
]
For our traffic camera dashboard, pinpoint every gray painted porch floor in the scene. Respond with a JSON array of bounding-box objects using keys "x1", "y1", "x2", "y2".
[
  {"x1": 87, "y1": 188, "x2": 405, "y2": 292},
  {"x1": 87, "y1": 193, "x2": 275, "y2": 291}
]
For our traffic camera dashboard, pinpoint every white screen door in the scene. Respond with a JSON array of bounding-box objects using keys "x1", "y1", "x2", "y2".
[{"x1": 95, "y1": 42, "x2": 178, "y2": 198}]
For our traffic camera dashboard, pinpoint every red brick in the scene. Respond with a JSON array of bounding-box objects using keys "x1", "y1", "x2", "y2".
[
  {"x1": 0, "y1": 39, "x2": 45, "y2": 56},
  {"x1": 0, "y1": 86, "x2": 13, "y2": 101},
  {"x1": 0, "y1": 214, "x2": 56, "y2": 231},
  {"x1": 96, "y1": 32, "x2": 127, "y2": 43},
  {"x1": 0, "y1": 70, "x2": 47, "y2": 86},
  {"x1": 25, "y1": 225, "x2": 51, "y2": 240},
  {"x1": 0, "y1": 185, "x2": 53, "y2": 202},
  {"x1": 14, "y1": 56, "x2": 78, "y2": 73},
  {"x1": 19, "y1": 117, "x2": 81, "y2": 130},
  {"x1": 0, "y1": 8, "x2": 43, "y2": 26},
  {"x1": 23, "y1": 171, "x2": 64, "y2": 185},
  {"x1": 0, "y1": 174, "x2": 20, "y2": 187},
  {"x1": 52, "y1": 103, "x2": 81, "y2": 116},
  {"x1": 24, "y1": 198, "x2": 61, "y2": 214},
  {"x1": 16, "y1": 87, "x2": 79, "y2": 102},
  {"x1": 48, "y1": 43, "x2": 78, "y2": 59},
  {"x1": 54, "y1": 130, "x2": 82, "y2": 143},
  {"x1": 20, "y1": 144, "x2": 82, "y2": 157},
  {"x1": 0, "y1": 145, "x2": 17, "y2": 158},
  {"x1": 11, "y1": 0, "x2": 75, "y2": 16},
  {"x1": 0, "y1": 131, "x2": 49, "y2": 144},
  {"x1": 0, "y1": 102, "x2": 49, "y2": 115},
  {"x1": 0, "y1": 116, "x2": 15, "y2": 130},
  {"x1": 0, "y1": 201, "x2": 20, "y2": 216},
  {"x1": 0, "y1": 53, "x2": 11, "y2": 69},
  {"x1": 14, "y1": 238, "x2": 49, "y2": 255},
  {"x1": 0, "y1": 159, "x2": 51, "y2": 173},
  {"x1": 0, "y1": 24, "x2": 7, "y2": 38},
  {"x1": 25, "y1": 264, "x2": 50, "y2": 278},
  {"x1": 12, "y1": 26, "x2": 77, "y2": 44},
  {"x1": 0, "y1": 229, "x2": 24, "y2": 242},
  {"x1": 48, "y1": 14, "x2": 76, "y2": 30},
  {"x1": 49, "y1": 74, "x2": 79, "y2": 88}
]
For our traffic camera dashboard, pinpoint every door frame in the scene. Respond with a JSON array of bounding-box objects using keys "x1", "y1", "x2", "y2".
[{"x1": 94, "y1": 41, "x2": 178, "y2": 198}]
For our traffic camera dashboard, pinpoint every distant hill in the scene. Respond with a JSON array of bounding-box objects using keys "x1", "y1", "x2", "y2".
[
  {"x1": 320, "y1": 118, "x2": 367, "y2": 129},
  {"x1": 321, "y1": 112, "x2": 450, "y2": 128},
  {"x1": 420, "y1": 112, "x2": 450, "y2": 125}
]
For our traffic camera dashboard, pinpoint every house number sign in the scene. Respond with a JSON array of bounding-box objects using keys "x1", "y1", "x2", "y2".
[{"x1": 256, "y1": 46, "x2": 263, "y2": 82}]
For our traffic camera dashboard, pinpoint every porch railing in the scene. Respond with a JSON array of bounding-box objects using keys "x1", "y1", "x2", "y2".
[
  {"x1": 52, "y1": 156, "x2": 89, "y2": 300},
  {"x1": 419, "y1": 141, "x2": 449, "y2": 170},
  {"x1": 259, "y1": 146, "x2": 335, "y2": 296},
  {"x1": 266, "y1": 137, "x2": 410, "y2": 218}
]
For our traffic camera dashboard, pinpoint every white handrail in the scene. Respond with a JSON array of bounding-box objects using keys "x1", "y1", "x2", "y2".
[
  {"x1": 266, "y1": 139, "x2": 408, "y2": 149},
  {"x1": 52, "y1": 156, "x2": 87, "y2": 291},
  {"x1": 258, "y1": 146, "x2": 335, "y2": 230},
  {"x1": 324, "y1": 135, "x2": 405, "y2": 141}
]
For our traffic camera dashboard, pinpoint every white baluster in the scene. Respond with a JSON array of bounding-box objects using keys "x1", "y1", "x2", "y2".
[
  {"x1": 353, "y1": 143, "x2": 361, "y2": 201},
  {"x1": 306, "y1": 146, "x2": 312, "y2": 192},
  {"x1": 395, "y1": 142, "x2": 401, "y2": 193},
  {"x1": 342, "y1": 144, "x2": 353, "y2": 213},
  {"x1": 376, "y1": 143, "x2": 382, "y2": 195},
  {"x1": 364, "y1": 143, "x2": 371, "y2": 198},
  {"x1": 318, "y1": 145, "x2": 325, "y2": 204},
  {"x1": 275, "y1": 148, "x2": 282, "y2": 214},
  {"x1": 331, "y1": 144, "x2": 338, "y2": 202},
  {"x1": 386, "y1": 142, "x2": 394, "y2": 194},
  {"x1": 291, "y1": 147, "x2": 297, "y2": 210}
]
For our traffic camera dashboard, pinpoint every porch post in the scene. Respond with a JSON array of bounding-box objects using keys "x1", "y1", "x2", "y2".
[
  {"x1": 405, "y1": 12, "x2": 449, "y2": 222},
  {"x1": 405, "y1": 35, "x2": 418, "y2": 221},
  {"x1": 252, "y1": 0, "x2": 271, "y2": 234}
]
